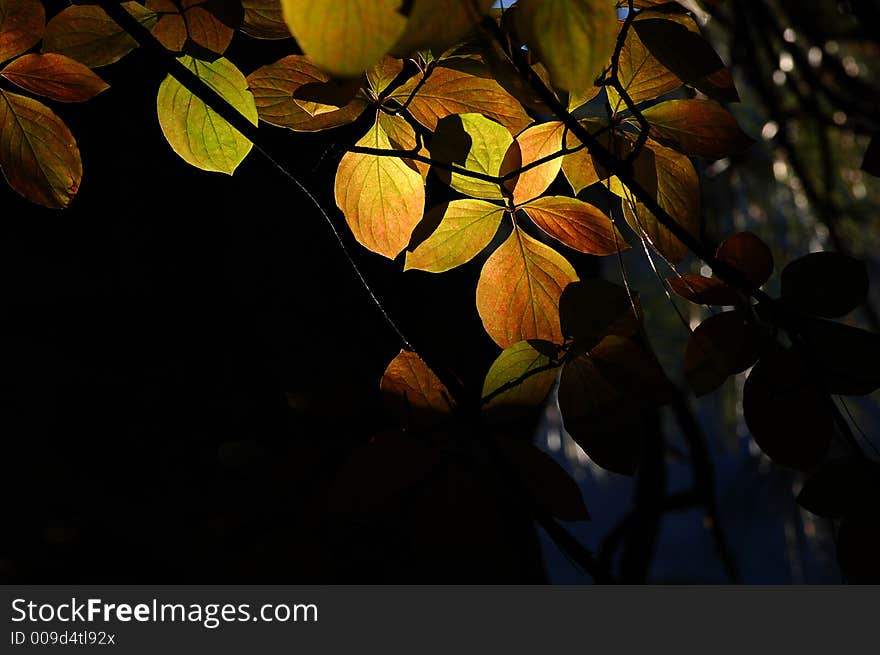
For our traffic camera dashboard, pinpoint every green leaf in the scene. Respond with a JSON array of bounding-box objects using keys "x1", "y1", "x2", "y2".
[
  {"x1": 781, "y1": 252, "x2": 869, "y2": 319},
  {"x1": 0, "y1": 89, "x2": 81, "y2": 208},
  {"x1": 0, "y1": 0, "x2": 45, "y2": 64},
  {"x1": 641, "y1": 99, "x2": 753, "y2": 159},
  {"x1": 517, "y1": 0, "x2": 618, "y2": 92},
  {"x1": 476, "y1": 227, "x2": 578, "y2": 347},
  {"x1": 42, "y1": 3, "x2": 157, "y2": 68},
  {"x1": 280, "y1": 0, "x2": 407, "y2": 77},
  {"x1": 157, "y1": 56, "x2": 257, "y2": 174},
  {"x1": 429, "y1": 113, "x2": 511, "y2": 200},
  {"x1": 405, "y1": 199, "x2": 505, "y2": 273},
  {"x1": 521, "y1": 196, "x2": 628, "y2": 256},
  {"x1": 482, "y1": 340, "x2": 560, "y2": 420},
  {"x1": 743, "y1": 345, "x2": 832, "y2": 471},
  {"x1": 335, "y1": 118, "x2": 426, "y2": 259}
]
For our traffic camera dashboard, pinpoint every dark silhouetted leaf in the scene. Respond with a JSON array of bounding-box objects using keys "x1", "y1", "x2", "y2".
[
  {"x1": 716, "y1": 231, "x2": 774, "y2": 289},
  {"x1": 743, "y1": 346, "x2": 832, "y2": 470},
  {"x1": 392, "y1": 0, "x2": 494, "y2": 56},
  {"x1": 797, "y1": 456, "x2": 876, "y2": 518},
  {"x1": 559, "y1": 279, "x2": 640, "y2": 342},
  {"x1": 380, "y1": 350, "x2": 453, "y2": 427},
  {"x1": 498, "y1": 437, "x2": 590, "y2": 521},
  {"x1": 482, "y1": 340, "x2": 559, "y2": 420},
  {"x1": 668, "y1": 274, "x2": 740, "y2": 306},
  {"x1": 476, "y1": 227, "x2": 578, "y2": 347},
  {"x1": 781, "y1": 252, "x2": 869, "y2": 318},
  {"x1": 838, "y1": 509, "x2": 880, "y2": 583},
  {"x1": 429, "y1": 113, "x2": 511, "y2": 200},
  {"x1": 1, "y1": 53, "x2": 108, "y2": 102},
  {"x1": 685, "y1": 310, "x2": 766, "y2": 396},
  {"x1": 802, "y1": 317, "x2": 880, "y2": 395},
  {"x1": 0, "y1": 89, "x2": 81, "y2": 208}
]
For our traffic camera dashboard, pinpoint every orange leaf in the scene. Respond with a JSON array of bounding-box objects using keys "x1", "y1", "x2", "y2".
[
  {"x1": 335, "y1": 117, "x2": 425, "y2": 259},
  {"x1": 391, "y1": 64, "x2": 532, "y2": 134},
  {"x1": 641, "y1": 98, "x2": 753, "y2": 159},
  {"x1": 607, "y1": 26, "x2": 680, "y2": 113},
  {"x1": 0, "y1": 0, "x2": 44, "y2": 63},
  {"x1": 504, "y1": 121, "x2": 565, "y2": 205},
  {"x1": 1, "y1": 53, "x2": 108, "y2": 102},
  {"x1": 246, "y1": 55, "x2": 368, "y2": 131},
  {"x1": 476, "y1": 227, "x2": 578, "y2": 347},
  {"x1": 380, "y1": 350, "x2": 453, "y2": 427},
  {"x1": 0, "y1": 89, "x2": 81, "y2": 208},
  {"x1": 522, "y1": 196, "x2": 628, "y2": 256}
]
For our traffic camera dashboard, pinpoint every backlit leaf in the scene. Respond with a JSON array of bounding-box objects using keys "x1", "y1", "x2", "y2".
[
  {"x1": 241, "y1": 0, "x2": 290, "y2": 39},
  {"x1": 504, "y1": 121, "x2": 565, "y2": 205},
  {"x1": 517, "y1": 0, "x2": 617, "y2": 92},
  {"x1": 380, "y1": 350, "x2": 453, "y2": 427},
  {"x1": 0, "y1": 0, "x2": 44, "y2": 63},
  {"x1": 280, "y1": 0, "x2": 407, "y2": 77},
  {"x1": 391, "y1": 64, "x2": 532, "y2": 134},
  {"x1": 482, "y1": 340, "x2": 560, "y2": 420},
  {"x1": 607, "y1": 26, "x2": 680, "y2": 113},
  {"x1": 476, "y1": 227, "x2": 578, "y2": 347},
  {"x1": 522, "y1": 196, "x2": 628, "y2": 256},
  {"x1": 716, "y1": 231, "x2": 774, "y2": 289},
  {"x1": 156, "y1": 56, "x2": 257, "y2": 174},
  {"x1": 0, "y1": 89, "x2": 81, "y2": 208},
  {"x1": 377, "y1": 111, "x2": 430, "y2": 179},
  {"x1": 148, "y1": 0, "x2": 237, "y2": 55},
  {"x1": 743, "y1": 345, "x2": 832, "y2": 471},
  {"x1": 641, "y1": 99, "x2": 753, "y2": 159},
  {"x1": 1, "y1": 53, "x2": 108, "y2": 102},
  {"x1": 781, "y1": 252, "x2": 869, "y2": 319},
  {"x1": 685, "y1": 310, "x2": 766, "y2": 397},
  {"x1": 429, "y1": 113, "x2": 511, "y2": 200},
  {"x1": 392, "y1": 0, "x2": 493, "y2": 56},
  {"x1": 42, "y1": 3, "x2": 157, "y2": 68},
  {"x1": 366, "y1": 56, "x2": 404, "y2": 96},
  {"x1": 405, "y1": 199, "x2": 505, "y2": 273},
  {"x1": 247, "y1": 55, "x2": 368, "y2": 131},
  {"x1": 335, "y1": 118, "x2": 425, "y2": 259},
  {"x1": 621, "y1": 139, "x2": 700, "y2": 263}
]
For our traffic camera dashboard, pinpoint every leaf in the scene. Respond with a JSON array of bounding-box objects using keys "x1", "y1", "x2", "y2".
[
  {"x1": 405, "y1": 199, "x2": 505, "y2": 273},
  {"x1": 280, "y1": 0, "x2": 407, "y2": 77},
  {"x1": 0, "y1": 0, "x2": 44, "y2": 64},
  {"x1": 558, "y1": 348, "x2": 643, "y2": 476},
  {"x1": 668, "y1": 275, "x2": 740, "y2": 306},
  {"x1": 621, "y1": 139, "x2": 700, "y2": 264},
  {"x1": 0, "y1": 89, "x2": 81, "y2": 208},
  {"x1": 497, "y1": 438, "x2": 590, "y2": 521},
  {"x1": 838, "y1": 509, "x2": 880, "y2": 583},
  {"x1": 148, "y1": 0, "x2": 237, "y2": 55},
  {"x1": 743, "y1": 346, "x2": 832, "y2": 471},
  {"x1": 559, "y1": 279, "x2": 641, "y2": 343},
  {"x1": 156, "y1": 56, "x2": 257, "y2": 174},
  {"x1": 366, "y1": 56, "x2": 404, "y2": 96},
  {"x1": 685, "y1": 310, "x2": 766, "y2": 397},
  {"x1": 376, "y1": 111, "x2": 429, "y2": 179},
  {"x1": 561, "y1": 124, "x2": 603, "y2": 193},
  {"x1": 640, "y1": 99, "x2": 753, "y2": 159},
  {"x1": 429, "y1": 113, "x2": 511, "y2": 200},
  {"x1": 392, "y1": 0, "x2": 494, "y2": 56},
  {"x1": 246, "y1": 55, "x2": 368, "y2": 131},
  {"x1": 241, "y1": 0, "x2": 290, "y2": 39},
  {"x1": 42, "y1": 3, "x2": 157, "y2": 68},
  {"x1": 503, "y1": 121, "x2": 565, "y2": 205},
  {"x1": 716, "y1": 231, "x2": 774, "y2": 289},
  {"x1": 797, "y1": 457, "x2": 875, "y2": 519},
  {"x1": 781, "y1": 252, "x2": 869, "y2": 319},
  {"x1": 1, "y1": 53, "x2": 108, "y2": 102},
  {"x1": 482, "y1": 340, "x2": 560, "y2": 420},
  {"x1": 476, "y1": 227, "x2": 578, "y2": 347},
  {"x1": 517, "y1": 0, "x2": 618, "y2": 92},
  {"x1": 802, "y1": 317, "x2": 880, "y2": 396},
  {"x1": 522, "y1": 196, "x2": 628, "y2": 256},
  {"x1": 607, "y1": 26, "x2": 680, "y2": 113},
  {"x1": 390, "y1": 64, "x2": 532, "y2": 134},
  {"x1": 380, "y1": 350, "x2": 453, "y2": 427},
  {"x1": 335, "y1": 118, "x2": 425, "y2": 259}
]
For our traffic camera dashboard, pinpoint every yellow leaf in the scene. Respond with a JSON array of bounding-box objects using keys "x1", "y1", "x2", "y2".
[
  {"x1": 280, "y1": 0, "x2": 407, "y2": 77},
  {"x1": 522, "y1": 196, "x2": 628, "y2": 255},
  {"x1": 156, "y1": 56, "x2": 258, "y2": 174},
  {"x1": 505, "y1": 121, "x2": 565, "y2": 205},
  {"x1": 0, "y1": 90, "x2": 81, "y2": 208},
  {"x1": 335, "y1": 117, "x2": 425, "y2": 259},
  {"x1": 518, "y1": 0, "x2": 618, "y2": 91},
  {"x1": 476, "y1": 227, "x2": 578, "y2": 347},
  {"x1": 607, "y1": 26, "x2": 680, "y2": 113},
  {"x1": 405, "y1": 199, "x2": 505, "y2": 273},
  {"x1": 482, "y1": 339, "x2": 559, "y2": 420},
  {"x1": 430, "y1": 113, "x2": 511, "y2": 200}
]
